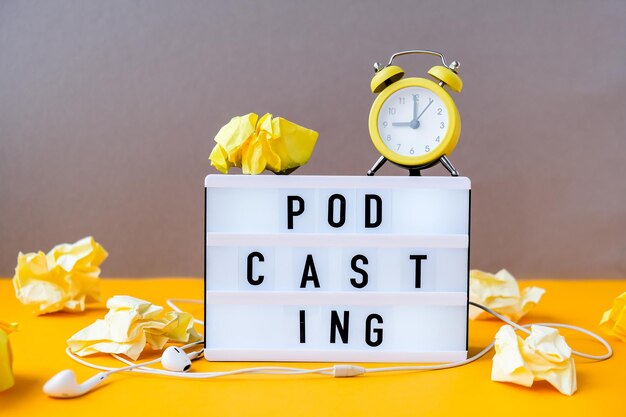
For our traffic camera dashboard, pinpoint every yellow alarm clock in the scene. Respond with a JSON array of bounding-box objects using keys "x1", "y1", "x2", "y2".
[{"x1": 366, "y1": 50, "x2": 463, "y2": 177}]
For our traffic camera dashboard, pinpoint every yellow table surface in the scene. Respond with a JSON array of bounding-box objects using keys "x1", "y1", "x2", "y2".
[{"x1": 1, "y1": 278, "x2": 624, "y2": 416}]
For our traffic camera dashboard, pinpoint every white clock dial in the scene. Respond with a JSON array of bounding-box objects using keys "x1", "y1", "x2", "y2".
[{"x1": 377, "y1": 86, "x2": 449, "y2": 158}]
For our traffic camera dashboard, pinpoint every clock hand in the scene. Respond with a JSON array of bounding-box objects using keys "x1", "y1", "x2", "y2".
[
  {"x1": 392, "y1": 96, "x2": 424, "y2": 129},
  {"x1": 415, "y1": 98, "x2": 434, "y2": 122}
]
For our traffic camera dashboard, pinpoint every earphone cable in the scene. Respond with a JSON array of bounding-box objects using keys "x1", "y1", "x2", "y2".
[
  {"x1": 66, "y1": 345, "x2": 336, "y2": 378},
  {"x1": 66, "y1": 299, "x2": 612, "y2": 379},
  {"x1": 468, "y1": 301, "x2": 612, "y2": 361}
]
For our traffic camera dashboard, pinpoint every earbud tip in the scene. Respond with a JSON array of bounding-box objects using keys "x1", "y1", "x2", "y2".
[{"x1": 43, "y1": 369, "x2": 78, "y2": 398}]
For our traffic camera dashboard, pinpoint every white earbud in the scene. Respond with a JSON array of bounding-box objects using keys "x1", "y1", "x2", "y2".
[
  {"x1": 44, "y1": 345, "x2": 198, "y2": 397},
  {"x1": 43, "y1": 369, "x2": 109, "y2": 398},
  {"x1": 161, "y1": 346, "x2": 192, "y2": 372}
]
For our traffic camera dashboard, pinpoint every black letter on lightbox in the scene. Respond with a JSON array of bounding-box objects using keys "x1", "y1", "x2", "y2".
[
  {"x1": 330, "y1": 310, "x2": 350, "y2": 344},
  {"x1": 410, "y1": 255, "x2": 428, "y2": 288},
  {"x1": 287, "y1": 196, "x2": 305, "y2": 229},
  {"x1": 299, "y1": 310, "x2": 306, "y2": 344},
  {"x1": 300, "y1": 254, "x2": 320, "y2": 288},
  {"x1": 365, "y1": 194, "x2": 383, "y2": 228},
  {"x1": 350, "y1": 254, "x2": 369, "y2": 289},
  {"x1": 246, "y1": 252, "x2": 264, "y2": 285},
  {"x1": 327, "y1": 194, "x2": 347, "y2": 228},
  {"x1": 365, "y1": 314, "x2": 383, "y2": 347}
]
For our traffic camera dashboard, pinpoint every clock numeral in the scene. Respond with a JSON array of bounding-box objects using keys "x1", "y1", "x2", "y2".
[
  {"x1": 382, "y1": 121, "x2": 388, "y2": 127},
  {"x1": 388, "y1": 107, "x2": 397, "y2": 115},
  {"x1": 410, "y1": 148, "x2": 415, "y2": 155},
  {"x1": 396, "y1": 144, "x2": 401, "y2": 150},
  {"x1": 439, "y1": 122, "x2": 445, "y2": 129},
  {"x1": 399, "y1": 97, "x2": 405, "y2": 105},
  {"x1": 437, "y1": 108, "x2": 443, "y2": 115},
  {"x1": 435, "y1": 136, "x2": 440, "y2": 143},
  {"x1": 425, "y1": 145, "x2": 430, "y2": 152},
  {"x1": 386, "y1": 134, "x2": 392, "y2": 141}
]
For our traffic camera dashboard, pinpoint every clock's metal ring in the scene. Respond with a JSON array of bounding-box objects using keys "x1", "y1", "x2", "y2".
[{"x1": 386, "y1": 50, "x2": 459, "y2": 73}]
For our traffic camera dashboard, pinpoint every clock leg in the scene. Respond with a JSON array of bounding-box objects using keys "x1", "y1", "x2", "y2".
[
  {"x1": 439, "y1": 155, "x2": 459, "y2": 177},
  {"x1": 367, "y1": 156, "x2": 387, "y2": 176}
]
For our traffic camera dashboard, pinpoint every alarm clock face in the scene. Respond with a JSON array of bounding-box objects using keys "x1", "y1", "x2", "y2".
[{"x1": 377, "y1": 86, "x2": 449, "y2": 158}]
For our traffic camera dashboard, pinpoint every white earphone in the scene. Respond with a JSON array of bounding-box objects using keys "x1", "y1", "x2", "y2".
[
  {"x1": 44, "y1": 300, "x2": 613, "y2": 398},
  {"x1": 43, "y1": 370, "x2": 109, "y2": 398},
  {"x1": 43, "y1": 345, "x2": 202, "y2": 398},
  {"x1": 161, "y1": 346, "x2": 192, "y2": 372}
]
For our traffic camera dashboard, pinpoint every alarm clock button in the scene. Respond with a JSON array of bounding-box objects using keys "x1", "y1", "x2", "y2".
[
  {"x1": 428, "y1": 66, "x2": 463, "y2": 93},
  {"x1": 371, "y1": 65, "x2": 405, "y2": 93}
]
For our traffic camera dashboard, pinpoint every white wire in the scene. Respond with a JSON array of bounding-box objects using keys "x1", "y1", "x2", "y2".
[
  {"x1": 67, "y1": 348, "x2": 162, "y2": 375},
  {"x1": 67, "y1": 339, "x2": 335, "y2": 378},
  {"x1": 469, "y1": 301, "x2": 612, "y2": 361},
  {"x1": 66, "y1": 299, "x2": 613, "y2": 380},
  {"x1": 66, "y1": 347, "x2": 334, "y2": 378}
]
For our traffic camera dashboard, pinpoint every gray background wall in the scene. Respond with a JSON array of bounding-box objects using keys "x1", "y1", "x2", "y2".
[{"x1": 1, "y1": 0, "x2": 625, "y2": 278}]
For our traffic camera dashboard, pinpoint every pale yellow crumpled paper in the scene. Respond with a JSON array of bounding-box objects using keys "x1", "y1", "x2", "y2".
[
  {"x1": 492, "y1": 324, "x2": 577, "y2": 395},
  {"x1": 67, "y1": 295, "x2": 202, "y2": 360},
  {"x1": 12, "y1": 237, "x2": 108, "y2": 315},
  {"x1": 209, "y1": 113, "x2": 319, "y2": 174},
  {"x1": 599, "y1": 291, "x2": 626, "y2": 342},
  {"x1": 0, "y1": 321, "x2": 18, "y2": 392},
  {"x1": 469, "y1": 269, "x2": 545, "y2": 321}
]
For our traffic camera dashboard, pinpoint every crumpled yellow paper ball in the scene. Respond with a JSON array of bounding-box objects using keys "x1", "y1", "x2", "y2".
[
  {"x1": 492, "y1": 324, "x2": 577, "y2": 396},
  {"x1": 599, "y1": 291, "x2": 626, "y2": 342},
  {"x1": 209, "y1": 112, "x2": 319, "y2": 174},
  {"x1": 0, "y1": 321, "x2": 18, "y2": 392},
  {"x1": 67, "y1": 295, "x2": 202, "y2": 361},
  {"x1": 12, "y1": 237, "x2": 108, "y2": 315},
  {"x1": 469, "y1": 269, "x2": 545, "y2": 321}
]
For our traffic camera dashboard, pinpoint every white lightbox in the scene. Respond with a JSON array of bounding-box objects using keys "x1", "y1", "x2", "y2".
[{"x1": 204, "y1": 175, "x2": 471, "y2": 363}]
